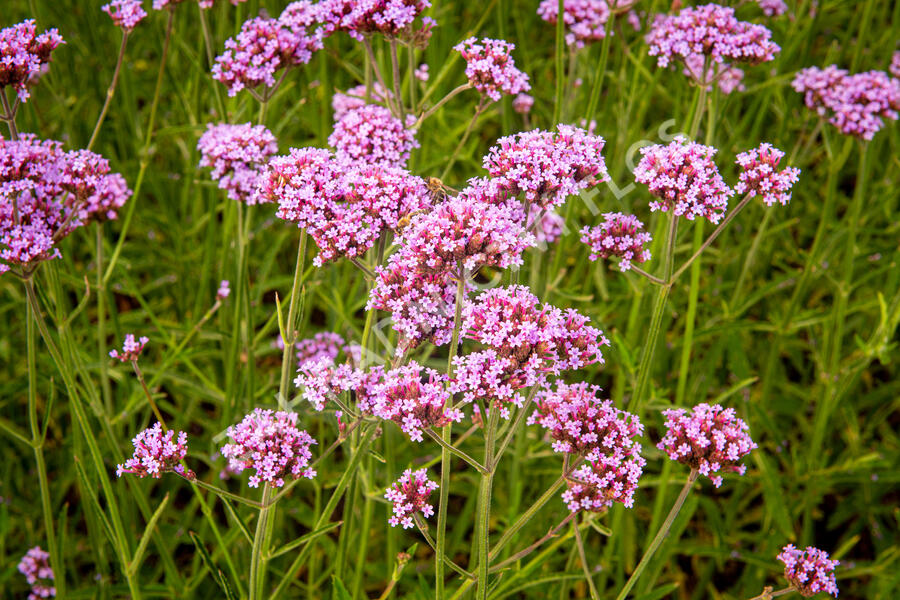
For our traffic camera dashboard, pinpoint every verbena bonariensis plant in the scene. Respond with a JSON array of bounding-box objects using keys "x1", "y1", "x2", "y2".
[{"x1": 5, "y1": 1, "x2": 898, "y2": 599}]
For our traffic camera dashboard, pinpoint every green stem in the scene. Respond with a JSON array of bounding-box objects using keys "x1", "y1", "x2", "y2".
[
  {"x1": 584, "y1": 14, "x2": 615, "y2": 124},
  {"x1": 389, "y1": 39, "x2": 405, "y2": 121},
  {"x1": 745, "y1": 587, "x2": 796, "y2": 600},
  {"x1": 415, "y1": 83, "x2": 472, "y2": 127},
  {"x1": 198, "y1": 4, "x2": 228, "y2": 120},
  {"x1": 425, "y1": 429, "x2": 488, "y2": 474},
  {"x1": 1, "y1": 91, "x2": 19, "y2": 139},
  {"x1": 572, "y1": 516, "x2": 600, "y2": 600},
  {"x1": 614, "y1": 470, "x2": 698, "y2": 600},
  {"x1": 362, "y1": 36, "x2": 397, "y2": 117},
  {"x1": 130, "y1": 360, "x2": 167, "y2": 430},
  {"x1": 440, "y1": 100, "x2": 487, "y2": 180},
  {"x1": 552, "y1": 0, "x2": 565, "y2": 125},
  {"x1": 278, "y1": 232, "x2": 307, "y2": 404},
  {"x1": 474, "y1": 407, "x2": 500, "y2": 599},
  {"x1": 97, "y1": 226, "x2": 112, "y2": 414},
  {"x1": 249, "y1": 485, "x2": 273, "y2": 600},
  {"x1": 87, "y1": 31, "x2": 128, "y2": 151}
]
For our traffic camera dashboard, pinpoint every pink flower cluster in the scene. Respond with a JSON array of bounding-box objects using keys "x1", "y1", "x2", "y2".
[
  {"x1": 529, "y1": 207, "x2": 564, "y2": 244},
  {"x1": 415, "y1": 63, "x2": 429, "y2": 81},
  {"x1": 657, "y1": 403, "x2": 757, "y2": 487},
  {"x1": 212, "y1": 6, "x2": 323, "y2": 97},
  {"x1": 513, "y1": 93, "x2": 534, "y2": 114},
  {"x1": 483, "y1": 125, "x2": 608, "y2": 211},
  {"x1": 257, "y1": 147, "x2": 431, "y2": 266},
  {"x1": 117, "y1": 423, "x2": 192, "y2": 479},
  {"x1": 580, "y1": 212, "x2": 652, "y2": 271},
  {"x1": 646, "y1": 4, "x2": 779, "y2": 86},
  {"x1": 199, "y1": 0, "x2": 248, "y2": 9},
  {"x1": 735, "y1": 143, "x2": 800, "y2": 206},
  {"x1": 332, "y1": 83, "x2": 395, "y2": 121},
  {"x1": 1, "y1": 135, "x2": 132, "y2": 275},
  {"x1": 562, "y1": 452, "x2": 646, "y2": 512},
  {"x1": 529, "y1": 382, "x2": 643, "y2": 462},
  {"x1": 891, "y1": 51, "x2": 900, "y2": 79},
  {"x1": 0, "y1": 20, "x2": 64, "y2": 103},
  {"x1": 319, "y1": 0, "x2": 432, "y2": 41},
  {"x1": 197, "y1": 123, "x2": 278, "y2": 204},
  {"x1": 109, "y1": 333, "x2": 149, "y2": 362},
  {"x1": 385, "y1": 468, "x2": 438, "y2": 528},
  {"x1": 216, "y1": 279, "x2": 230, "y2": 300},
  {"x1": 152, "y1": 0, "x2": 187, "y2": 10},
  {"x1": 683, "y1": 54, "x2": 745, "y2": 95},
  {"x1": 102, "y1": 0, "x2": 148, "y2": 32},
  {"x1": 537, "y1": 0, "x2": 611, "y2": 48},
  {"x1": 756, "y1": 0, "x2": 788, "y2": 17},
  {"x1": 220, "y1": 409, "x2": 317, "y2": 488},
  {"x1": 328, "y1": 104, "x2": 419, "y2": 168},
  {"x1": 18, "y1": 546, "x2": 55, "y2": 600},
  {"x1": 634, "y1": 136, "x2": 733, "y2": 224},
  {"x1": 293, "y1": 332, "x2": 350, "y2": 367},
  {"x1": 777, "y1": 544, "x2": 839, "y2": 597},
  {"x1": 294, "y1": 356, "x2": 364, "y2": 411},
  {"x1": 792, "y1": 66, "x2": 900, "y2": 140},
  {"x1": 454, "y1": 37, "x2": 531, "y2": 102}
]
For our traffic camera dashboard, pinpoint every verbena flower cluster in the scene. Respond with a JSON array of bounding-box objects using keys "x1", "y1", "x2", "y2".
[
  {"x1": 102, "y1": 0, "x2": 148, "y2": 32},
  {"x1": 0, "y1": 20, "x2": 64, "y2": 103},
  {"x1": 294, "y1": 356, "x2": 364, "y2": 411},
  {"x1": 1, "y1": 135, "x2": 133, "y2": 275},
  {"x1": 212, "y1": 6, "x2": 323, "y2": 97},
  {"x1": 777, "y1": 544, "x2": 840, "y2": 597},
  {"x1": 216, "y1": 279, "x2": 231, "y2": 300},
  {"x1": 220, "y1": 409, "x2": 317, "y2": 488},
  {"x1": 792, "y1": 66, "x2": 900, "y2": 140},
  {"x1": 328, "y1": 104, "x2": 419, "y2": 168},
  {"x1": 454, "y1": 37, "x2": 531, "y2": 102},
  {"x1": 683, "y1": 54, "x2": 745, "y2": 95},
  {"x1": 657, "y1": 403, "x2": 757, "y2": 487},
  {"x1": 580, "y1": 212, "x2": 652, "y2": 271},
  {"x1": 385, "y1": 468, "x2": 438, "y2": 528},
  {"x1": 292, "y1": 331, "x2": 349, "y2": 367},
  {"x1": 483, "y1": 125, "x2": 608, "y2": 211},
  {"x1": 512, "y1": 93, "x2": 534, "y2": 114},
  {"x1": 117, "y1": 423, "x2": 192, "y2": 479},
  {"x1": 197, "y1": 123, "x2": 278, "y2": 204},
  {"x1": 890, "y1": 51, "x2": 900, "y2": 79},
  {"x1": 109, "y1": 333, "x2": 149, "y2": 362},
  {"x1": 756, "y1": 0, "x2": 788, "y2": 17},
  {"x1": 537, "y1": 0, "x2": 611, "y2": 49},
  {"x1": 562, "y1": 452, "x2": 646, "y2": 512},
  {"x1": 646, "y1": 4, "x2": 779, "y2": 86},
  {"x1": 319, "y1": 0, "x2": 433, "y2": 41},
  {"x1": 332, "y1": 83, "x2": 394, "y2": 121},
  {"x1": 199, "y1": 0, "x2": 248, "y2": 9},
  {"x1": 18, "y1": 546, "x2": 55, "y2": 600},
  {"x1": 634, "y1": 136, "x2": 734, "y2": 224},
  {"x1": 735, "y1": 143, "x2": 800, "y2": 206}
]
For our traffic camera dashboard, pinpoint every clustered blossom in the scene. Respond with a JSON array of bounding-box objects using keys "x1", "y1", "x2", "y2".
[
  {"x1": 199, "y1": 0, "x2": 248, "y2": 9},
  {"x1": 513, "y1": 93, "x2": 534, "y2": 114},
  {"x1": 332, "y1": 83, "x2": 395, "y2": 121},
  {"x1": 483, "y1": 125, "x2": 608, "y2": 211},
  {"x1": 216, "y1": 279, "x2": 231, "y2": 300},
  {"x1": 657, "y1": 403, "x2": 757, "y2": 487},
  {"x1": 735, "y1": 143, "x2": 800, "y2": 206},
  {"x1": 197, "y1": 123, "x2": 278, "y2": 203},
  {"x1": 454, "y1": 37, "x2": 531, "y2": 102},
  {"x1": 777, "y1": 545, "x2": 840, "y2": 597},
  {"x1": 580, "y1": 212, "x2": 651, "y2": 271},
  {"x1": 18, "y1": 546, "x2": 55, "y2": 600},
  {"x1": 634, "y1": 136, "x2": 734, "y2": 224},
  {"x1": 530, "y1": 208, "x2": 564, "y2": 244},
  {"x1": 102, "y1": 0, "x2": 148, "y2": 32},
  {"x1": 415, "y1": 63, "x2": 429, "y2": 81},
  {"x1": 529, "y1": 382, "x2": 643, "y2": 462},
  {"x1": 385, "y1": 468, "x2": 438, "y2": 528},
  {"x1": 116, "y1": 423, "x2": 192, "y2": 479},
  {"x1": 220, "y1": 409, "x2": 317, "y2": 488},
  {"x1": 328, "y1": 104, "x2": 419, "y2": 168},
  {"x1": 212, "y1": 8, "x2": 323, "y2": 97},
  {"x1": 361, "y1": 362, "x2": 462, "y2": 441},
  {"x1": 319, "y1": 0, "x2": 432, "y2": 41},
  {"x1": 756, "y1": 0, "x2": 788, "y2": 17},
  {"x1": 537, "y1": 0, "x2": 611, "y2": 48},
  {"x1": 291, "y1": 332, "x2": 352, "y2": 367},
  {"x1": 1, "y1": 135, "x2": 133, "y2": 274},
  {"x1": 152, "y1": 0, "x2": 187, "y2": 10},
  {"x1": 109, "y1": 333, "x2": 149, "y2": 362},
  {"x1": 683, "y1": 54, "x2": 745, "y2": 95},
  {"x1": 792, "y1": 66, "x2": 900, "y2": 140},
  {"x1": 0, "y1": 20, "x2": 64, "y2": 103},
  {"x1": 561, "y1": 452, "x2": 646, "y2": 511},
  {"x1": 890, "y1": 51, "x2": 900, "y2": 79},
  {"x1": 294, "y1": 356, "x2": 365, "y2": 410}
]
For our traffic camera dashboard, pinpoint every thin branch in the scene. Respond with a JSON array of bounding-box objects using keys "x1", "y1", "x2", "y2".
[{"x1": 424, "y1": 428, "x2": 489, "y2": 475}]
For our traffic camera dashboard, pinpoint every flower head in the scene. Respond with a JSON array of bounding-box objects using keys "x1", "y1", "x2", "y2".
[
  {"x1": 117, "y1": 423, "x2": 192, "y2": 479},
  {"x1": 109, "y1": 334, "x2": 149, "y2": 362},
  {"x1": 890, "y1": 51, "x2": 900, "y2": 79},
  {"x1": 562, "y1": 453, "x2": 646, "y2": 512},
  {"x1": 657, "y1": 403, "x2": 756, "y2": 487},
  {"x1": 756, "y1": 0, "x2": 788, "y2": 17},
  {"x1": 329, "y1": 104, "x2": 419, "y2": 168},
  {"x1": 197, "y1": 123, "x2": 278, "y2": 203},
  {"x1": 220, "y1": 409, "x2": 317, "y2": 487},
  {"x1": 454, "y1": 37, "x2": 530, "y2": 102},
  {"x1": 294, "y1": 356, "x2": 365, "y2": 411},
  {"x1": 18, "y1": 546, "x2": 55, "y2": 600},
  {"x1": 216, "y1": 279, "x2": 231, "y2": 300},
  {"x1": 102, "y1": 0, "x2": 148, "y2": 31},
  {"x1": 0, "y1": 20, "x2": 64, "y2": 103},
  {"x1": 513, "y1": 93, "x2": 534, "y2": 114},
  {"x1": 332, "y1": 83, "x2": 394, "y2": 121},
  {"x1": 580, "y1": 212, "x2": 651, "y2": 271},
  {"x1": 385, "y1": 468, "x2": 438, "y2": 528},
  {"x1": 777, "y1": 545, "x2": 839, "y2": 597},
  {"x1": 735, "y1": 143, "x2": 800, "y2": 206},
  {"x1": 634, "y1": 136, "x2": 733, "y2": 224},
  {"x1": 319, "y1": 0, "x2": 432, "y2": 41},
  {"x1": 415, "y1": 63, "x2": 429, "y2": 81},
  {"x1": 537, "y1": 0, "x2": 611, "y2": 48},
  {"x1": 199, "y1": 0, "x2": 248, "y2": 9},
  {"x1": 529, "y1": 207, "x2": 564, "y2": 244}
]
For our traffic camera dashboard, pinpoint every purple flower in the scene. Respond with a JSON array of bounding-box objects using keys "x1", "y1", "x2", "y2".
[
  {"x1": 18, "y1": 546, "x2": 55, "y2": 600},
  {"x1": 529, "y1": 207, "x2": 564, "y2": 244},
  {"x1": 756, "y1": 0, "x2": 788, "y2": 17},
  {"x1": 152, "y1": 0, "x2": 187, "y2": 10},
  {"x1": 117, "y1": 422, "x2": 192, "y2": 479},
  {"x1": 294, "y1": 356, "x2": 365, "y2": 411},
  {"x1": 561, "y1": 453, "x2": 646, "y2": 512},
  {"x1": 512, "y1": 93, "x2": 534, "y2": 114},
  {"x1": 414, "y1": 63, "x2": 429, "y2": 81},
  {"x1": 483, "y1": 125, "x2": 608, "y2": 211},
  {"x1": 634, "y1": 136, "x2": 733, "y2": 224},
  {"x1": 197, "y1": 123, "x2": 278, "y2": 204},
  {"x1": 529, "y1": 381, "x2": 643, "y2": 462},
  {"x1": 0, "y1": 20, "x2": 64, "y2": 103},
  {"x1": 109, "y1": 334, "x2": 149, "y2": 362},
  {"x1": 454, "y1": 37, "x2": 531, "y2": 102},
  {"x1": 683, "y1": 54, "x2": 745, "y2": 94},
  {"x1": 216, "y1": 279, "x2": 230, "y2": 300},
  {"x1": 102, "y1": 1, "x2": 148, "y2": 32},
  {"x1": 777, "y1": 545, "x2": 839, "y2": 597},
  {"x1": 385, "y1": 468, "x2": 438, "y2": 528},
  {"x1": 318, "y1": 0, "x2": 432, "y2": 41},
  {"x1": 657, "y1": 403, "x2": 757, "y2": 487},
  {"x1": 735, "y1": 143, "x2": 800, "y2": 207},
  {"x1": 580, "y1": 212, "x2": 652, "y2": 271},
  {"x1": 329, "y1": 104, "x2": 419, "y2": 168},
  {"x1": 220, "y1": 409, "x2": 317, "y2": 488},
  {"x1": 890, "y1": 51, "x2": 900, "y2": 79},
  {"x1": 537, "y1": 0, "x2": 611, "y2": 49},
  {"x1": 199, "y1": 0, "x2": 248, "y2": 9},
  {"x1": 332, "y1": 83, "x2": 395, "y2": 121}
]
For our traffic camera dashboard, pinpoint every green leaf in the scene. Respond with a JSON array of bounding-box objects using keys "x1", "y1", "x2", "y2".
[
  {"x1": 129, "y1": 493, "x2": 170, "y2": 576},
  {"x1": 331, "y1": 575, "x2": 353, "y2": 600}
]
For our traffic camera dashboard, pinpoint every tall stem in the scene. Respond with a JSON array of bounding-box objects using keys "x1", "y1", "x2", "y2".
[
  {"x1": 87, "y1": 32, "x2": 129, "y2": 151},
  {"x1": 552, "y1": 0, "x2": 565, "y2": 125},
  {"x1": 97, "y1": 226, "x2": 112, "y2": 413},
  {"x1": 415, "y1": 83, "x2": 471, "y2": 126},
  {"x1": 440, "y1": 100, "x2": 487, "y2": 180},
  {"x1": 198, "y1": 5, "x2": 228, "y2": 120},
  {"x1": 131, "y1": 360, "x2": 167, "y2": 430},
  {"x1": 584, "y1": 14, "x2": 615, "y2": 124},
  {"x1": 249, "y1": 485, "x2": 273, "y2": 600},
  {"x1": 389, "y1": 39, "x2": 405, "y2": 121},
  {"x1": 614, "y1": 470, "x2": 698, "y2": 600},
  {"x1": 1, "y1": 92, "x2": 19, "y2": 139},
  {"x1": 573, "y1": 516, "x2": 600, "y2": 600},
  {"x1": 362, "y1": 37, "x2": 397, "y2": 117},
  {"x1": 475, "y1": 407, "x2": 500, "y2": 599},
  {"x1": 278, "y1": 232, "x2": 307, "y2": 403}
]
